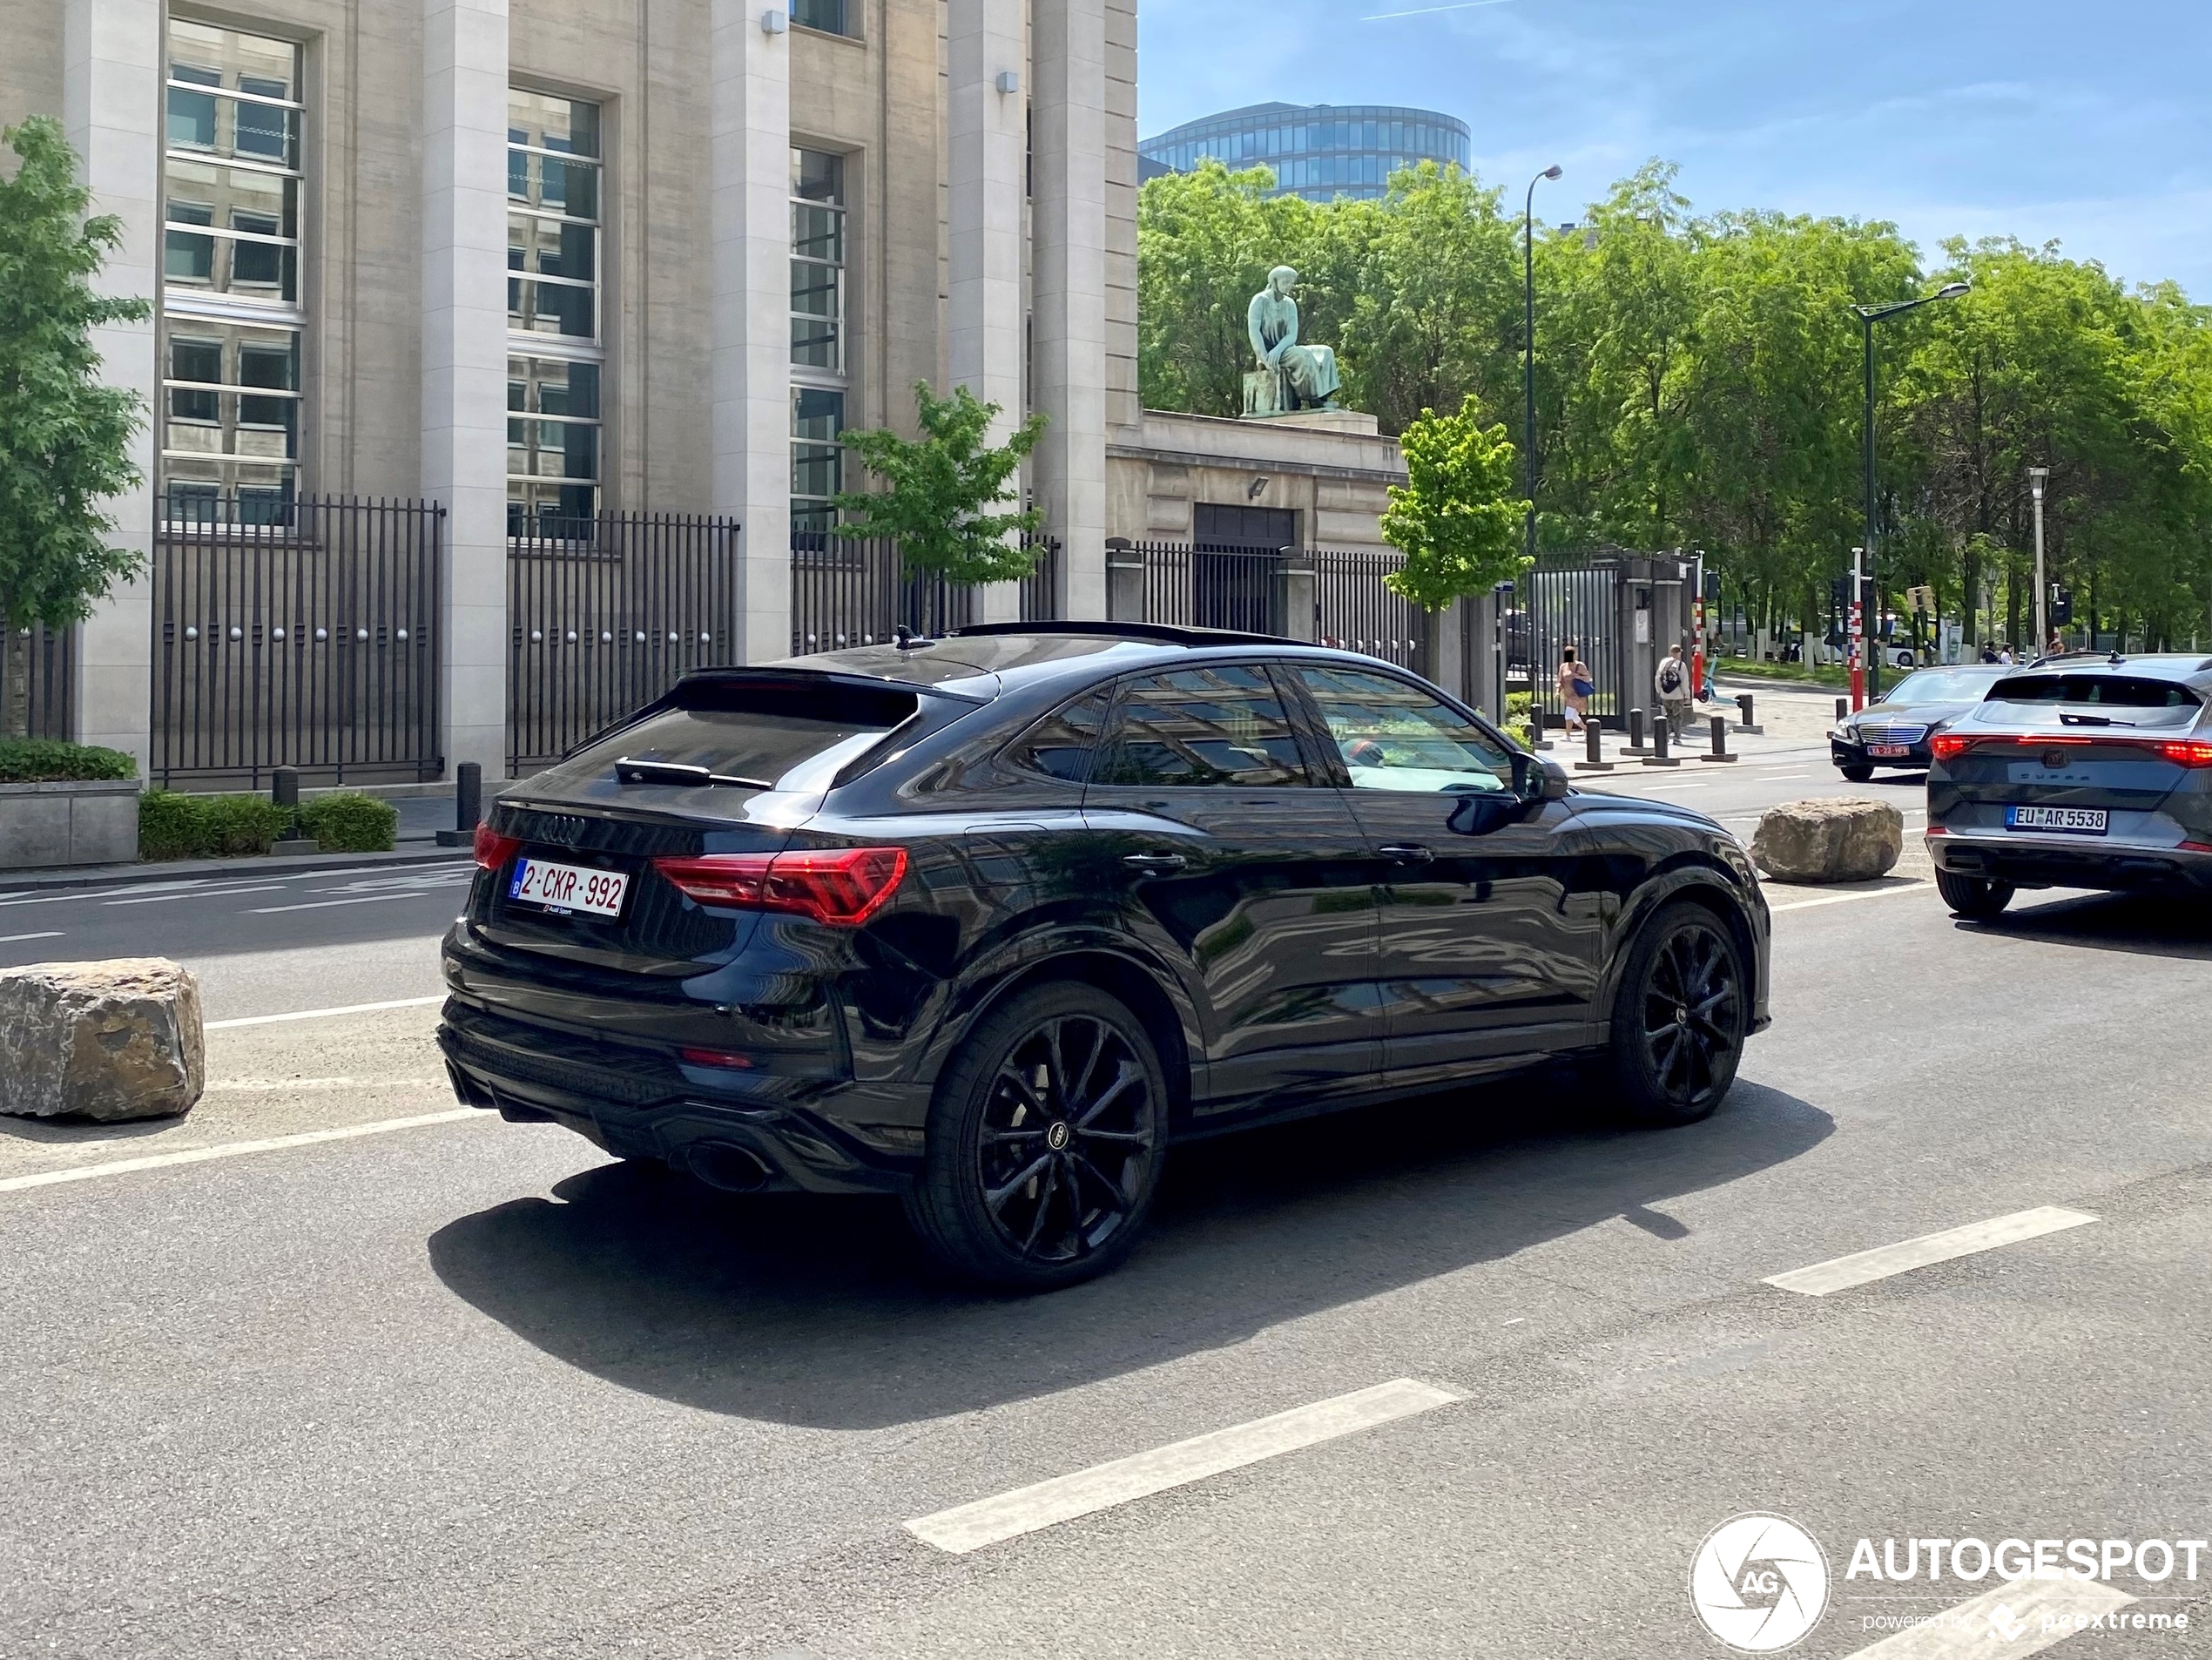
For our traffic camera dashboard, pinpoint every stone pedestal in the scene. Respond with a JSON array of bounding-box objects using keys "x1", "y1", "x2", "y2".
[{"x1": 0, "y1": 959, "x2": 204, "y2": 1122}]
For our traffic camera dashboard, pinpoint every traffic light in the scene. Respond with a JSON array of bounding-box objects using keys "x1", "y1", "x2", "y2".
[{"x1": 2051, "y1": 584, "x2": 2074, "y2": 628}]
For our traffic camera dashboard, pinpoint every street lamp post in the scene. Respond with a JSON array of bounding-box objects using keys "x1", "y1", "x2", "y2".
[
  {"x1": 1851, "y1": 280, "x2": 1971, "y2": 698},
  {"x1": 1524, "y1": 165, "x2": 1561, "y2": 573},
  {"x1": 2028, "y1": 466, "x2": 2050, "y2": 654}
]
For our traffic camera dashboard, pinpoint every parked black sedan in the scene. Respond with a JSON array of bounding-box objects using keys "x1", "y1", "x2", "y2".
[
  {"x1": 1829, "y1": 665, "x2": 2013, "y2": 780},
  {"x1": 1926, "y1": 653, "x2": 2212, "y2": 917},
  {"x1": 439, "y1": 624, "x2": 1770, "y2": 1289}
]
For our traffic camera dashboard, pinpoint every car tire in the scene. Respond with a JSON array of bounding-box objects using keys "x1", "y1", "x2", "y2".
[
  {"x1": 903, "y1": 982, "x2": 1168, "y2": 1292},
  {"x1": 1608, "y1": 902, "x2": 1750, "y2": 1128},
  {"x1": 1839, "y1": 763, "x2": 1874, "y2": 783},
  {"x1": 1935, "y1": 868, "x2": 2015, "y2": 920}
]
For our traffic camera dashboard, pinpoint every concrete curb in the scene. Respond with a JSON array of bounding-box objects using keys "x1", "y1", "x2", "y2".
[{"x1": 0, "y1": 845, "x2": 473, "y2": 896}]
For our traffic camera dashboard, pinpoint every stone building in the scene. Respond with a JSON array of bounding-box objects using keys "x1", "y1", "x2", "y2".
[{"x1": 4, "y1": 0, "x2": 1406, "y2": 785}]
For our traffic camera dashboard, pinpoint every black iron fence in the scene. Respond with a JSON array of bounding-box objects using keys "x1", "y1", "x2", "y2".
[
  {"x1": 508, "y1": 512, "x2": 742, "y2": 773},
  {"x1": 1312, "y1": 546, "x2": 1425, "y2": 674},
  {"x1": 1, "y1": 618, "x2": 75, "y2": 742},
  {"x1": 152, "y1": 497, "x2": 443, "y2": 787},
  {"x1": 790, "y1": 533, "x2": 1060, "y2": 656},
  {"x1": 1519, "y1": 557, "x2": 1625, "y2": 727},
  {"x1": 1106, "y1": 541, "x2": 1427, "y2": 676}
]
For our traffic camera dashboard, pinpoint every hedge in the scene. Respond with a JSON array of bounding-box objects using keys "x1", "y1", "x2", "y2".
[
  {"x1": 0, "y1": 739, "x2": 137, "y2": 783},
  {"x1": 299, "y1": 792, "x2": 398, "y2": 853},
  {"x1": 138, "y1": 792, "x2": 293, "y2": 860}
]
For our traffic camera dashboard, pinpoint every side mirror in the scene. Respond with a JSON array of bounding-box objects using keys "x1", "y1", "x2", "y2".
[{"x1": 1520, "y1": 752, "x2": 1570, "y2": 802}]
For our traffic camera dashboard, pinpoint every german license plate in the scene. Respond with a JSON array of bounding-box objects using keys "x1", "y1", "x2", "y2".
[
  {"x1": 2005, "y1": 805, "x2": 2107, "y2": 835},
  {"x1": 509, "y1": 857, "x2": 630, "y2": 917},
  {"x1": 1868, "y1": 745, "x2": 1911, "y2": 759}
]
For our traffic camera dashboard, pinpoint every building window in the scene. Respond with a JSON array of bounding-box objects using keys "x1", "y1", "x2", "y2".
[
  {"x1": 792, "y1": 388, "x2": 844, "y2": 539},
  {"x1": 791, "y1": 148, "x2": 846, "y2": 375},
  {"x1": 159, "y1": 22, "x2": 304, "y2": 519},
  {"x1": 508, "y1": 90, "x2": 604, "y2": 531},
  {"x1": 791, "y1": 0, "x2": 852, "y2": 34}
]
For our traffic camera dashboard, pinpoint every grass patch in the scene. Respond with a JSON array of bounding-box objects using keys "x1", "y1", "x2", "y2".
[
  {"x1": 299, "y1": 792, "x2": 398, "y2": 853},
  {"x1": 138, "y1": 791, "x2": 293, "y2": 860}
]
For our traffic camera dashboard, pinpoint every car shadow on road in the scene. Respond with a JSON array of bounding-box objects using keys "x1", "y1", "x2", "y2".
[
  {"x1": 426, "y1": 1076, "x2": 1831, "y2": 1430},
  {"x1": 1964, "y1": 891, "x2": 2212, "y2": 961}
]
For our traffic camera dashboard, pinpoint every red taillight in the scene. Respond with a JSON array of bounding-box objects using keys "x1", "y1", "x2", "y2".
[
  {"x1": 679, "y1": 1046, "x2": 757, "y2": 1070},
  {"x1": 474, "y1": 821, "x2": 523, "y2": 870},
  {"x1": 1931, "y1": 733, "x2": 1975, "y2": 762},
  {"x1": 1924, "y1": 826, "x2": 1950, "y2": 837},
  {"x1": 2155, "y1": 740, "x2": 2212, "y2": 768},
  {"x1": 652, "y1": 846, "x2": 909, "y2": 926}
]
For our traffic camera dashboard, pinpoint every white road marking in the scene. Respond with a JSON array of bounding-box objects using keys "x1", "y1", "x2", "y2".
[
  {"x1": 0, "y1": 929, "x2": 65, "y2": 945},
  {"x1": 1764, "y1": 1205, "x2": 2099, "y2": 1297},
  {"x1": 247, "y1": 894, "x2": 415, "y2": 914},
  {"x1": 0, "y1": 1109, "x2": 485, "y2": 1195},
  {"x1": 1841, "y1": 1576, "x2": 2135, "y2": 1657},
  {"x1": 206, "y1": 995, "x2": 445, "y2": 1029},
  {"x1": 105, "y1": 885, "x2": 287, "y2": 906},
  {"x1": 1769, "y1": 882, "x2": 1932, "y2": 913},
  {"x1": 205, "y1": 1076, "x2": 444, "y2": 1092},
  {"x1": 904, "y1": 1378, "x2": 1461, "y2": 1555}
]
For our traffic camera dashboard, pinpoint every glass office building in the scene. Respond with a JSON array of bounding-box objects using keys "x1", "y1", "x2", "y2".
[{"x1": 1137, "y1": 101, "x2": 1472, "y2": 202}]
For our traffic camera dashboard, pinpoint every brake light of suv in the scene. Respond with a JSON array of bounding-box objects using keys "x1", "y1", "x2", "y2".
[
  {"x1": 1931, "y1": 733, "x2": 2212, "y2": 767},
  {"x1": 651, "y1": 846, "x2": 910, "y2": 926},
  {"x1": 473, "y1": 821, "x2": 523, "y2": 870}
]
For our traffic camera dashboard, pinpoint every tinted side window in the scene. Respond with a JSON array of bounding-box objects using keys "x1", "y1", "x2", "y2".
[
  {"x1": 1291, "y1": 664, "x2": 1515, "y2": 793},
  {"x1": 1008, "y1": 690, "x2": 1109, "y2": 783},
  {"x1": 1094, "y1": 665, "x2": 1308, "y2": 788}
]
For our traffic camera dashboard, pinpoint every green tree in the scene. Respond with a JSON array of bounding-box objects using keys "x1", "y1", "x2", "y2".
[
  {"x1": 833, "y1": 381, "x2": 1047, "y2": 586},
  {"x1": 1379, "y1": 399, "x2": 1528, "y2": 660},
  {"x1": 0, "y1": 115, "x2": 151, "y2": 736}
]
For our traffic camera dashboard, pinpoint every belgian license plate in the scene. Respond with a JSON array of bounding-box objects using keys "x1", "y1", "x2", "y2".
[
  {"x1": 509, "y1": 857, "x2": 630, "y2": 917},
  {"x1": 2006, "y1": 805, "x2": 2108, "y2": 835},
  {"x1": 1868, "y1": 744, "x2": 1911, "y2": 759}
]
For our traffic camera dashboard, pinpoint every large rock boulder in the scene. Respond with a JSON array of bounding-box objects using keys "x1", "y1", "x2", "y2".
[
  {"x1": 1750, "y1": 798, "x2": 1904, "y2": 885},
  {"x1": 0, "y1": 958, "x2": 205, "y2": 1121}
]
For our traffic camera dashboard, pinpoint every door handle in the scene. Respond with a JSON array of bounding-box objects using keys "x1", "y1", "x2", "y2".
[
  {"x1": 1379, "y1": 844, "x2": 1434, "y2": 864},
  {"x1": 1122, "y1": 852, "x2": 1188, "y2": 874}
]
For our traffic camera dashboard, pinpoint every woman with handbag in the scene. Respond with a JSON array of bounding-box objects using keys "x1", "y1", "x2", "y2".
[{"x1": 1557, "y1": 647, "x2": 1595, "y2": 732}]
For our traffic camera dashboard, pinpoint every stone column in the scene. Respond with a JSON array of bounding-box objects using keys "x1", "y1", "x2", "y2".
[
  {"x1": 948, "y1": 0, "x2": 1025, "y2": 624},
  {"x1": 421, "y1": 0, "x2": 509, "y2": 775},
  {"x1": 64, "y1": 0, "x2": 160, "y2": 769},
  {"x1": 1032, "y1": 0, "x2": 1108, "y2": 623},
  {"x1": 712, "y1": 2, "x2": 792, "y2": 659}
]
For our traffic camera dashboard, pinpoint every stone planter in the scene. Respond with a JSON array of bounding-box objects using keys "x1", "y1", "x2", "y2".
[{"x1": 0, "y1": 778, "x2": 144, "y2": 871}]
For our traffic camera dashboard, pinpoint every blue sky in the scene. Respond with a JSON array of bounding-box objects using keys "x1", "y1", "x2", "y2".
[{"x1": 1137, "y1": 0, "x2": 2212, "y2": 299}]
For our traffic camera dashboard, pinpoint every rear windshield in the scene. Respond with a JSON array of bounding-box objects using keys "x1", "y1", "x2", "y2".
[
  {"x1": 547, "y1": 679, "x2": 918, "y2": 786},
  {"x1": 1881, "y1": 670, "x2": 1997, "y2": 704},
  {"x1": 1986, "y1": 674, "x2": 2202, "y2": 709}
]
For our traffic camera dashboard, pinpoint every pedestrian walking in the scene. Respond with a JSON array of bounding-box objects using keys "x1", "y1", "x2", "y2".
[
  {"x1": 1558, "y1": 646, "x2": 1595, "y2": 732},
  {"x1": 1656, "y1": 643, "x2": 1694, "y2": 739}
]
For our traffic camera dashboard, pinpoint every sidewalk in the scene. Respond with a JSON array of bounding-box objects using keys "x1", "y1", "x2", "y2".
[{"x1": 0, "y1": 843, "x2": 471, "y2": 896}]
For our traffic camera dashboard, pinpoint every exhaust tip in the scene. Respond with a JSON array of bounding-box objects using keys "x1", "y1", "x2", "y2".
[{"x1": 684, "y1": 1142, "x2": 773, "y2": 1193}]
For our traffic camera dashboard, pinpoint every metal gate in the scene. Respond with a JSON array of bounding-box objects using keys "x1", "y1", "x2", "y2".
[
  {"x1": 1, "y1": 618, "x2": 74, "y2": 742},
  {"x1": 509, "y1": 512, "x2": 742, "y2": 773},
  {"x1": 152, "y1": 497, "x2": 443, "y2": 787},
  {"x1": 1519, "y1": 558, "x2": 1623, "y2": 727},
  {"x1": 789, "y1": 533, "x2": 1059, "y2": 654}
]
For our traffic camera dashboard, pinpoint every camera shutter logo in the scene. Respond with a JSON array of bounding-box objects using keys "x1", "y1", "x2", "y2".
[{"x1": 1689, "y1": 1513, "x2": 1830, "y2": 1652}]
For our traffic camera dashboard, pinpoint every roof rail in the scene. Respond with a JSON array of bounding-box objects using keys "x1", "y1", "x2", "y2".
[{"x1": 951, "y1": 619, "x2": 1300, "y2": 649}]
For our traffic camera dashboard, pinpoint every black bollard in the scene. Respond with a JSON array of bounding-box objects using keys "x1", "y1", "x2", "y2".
[
  {"x1": 1700, "y1": 713, "x2": 1739, "y2": 764},
  {"x1": 1626, "y1": 705, "x2": 1649, "y2": 755},
  {"x1": 1836, "y1": 697, "x2": 1849, "y2": 723},
  {"x1": 1645, "y1": 718, "x2": 1680, "y2": 767},
  {"x1": 1529, "y1": 705, "x2": 1547, "y2": 749},
  {"x1": 269, "y1": 766, "x2": 314, "y2": 852},
  {"x1": 438, "y1": 761, "x2": 485, "y2": 847},
  {"x1": 271, "y1": 766, "x2": 299, "y2": 809},
  {"x1": 1737, "y1": 693, "x2": 1755, "y2": 727},
  {"x1": 1575, "y1": 719, "x2": 1614, "y2": 772}
]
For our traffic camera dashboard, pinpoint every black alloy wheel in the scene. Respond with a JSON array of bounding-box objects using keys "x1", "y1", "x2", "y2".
[
  {"x1": 904, "y1": 982, "x2": 1166, "y2": 1290},
  {"x1": 1935, "y1": 868, "x2": 2015, "y2": 921},
  {"x1": 1609, "y1": 903, "x2": 1748, "y2": 1126}
]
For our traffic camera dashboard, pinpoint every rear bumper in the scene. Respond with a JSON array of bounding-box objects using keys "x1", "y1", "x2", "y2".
[
  {"x1": 437, "y1": 998, "x2": 918, "y2": 1195},
  {"x1": 1929, "y1": 832, "x2": 2212, "y2": 894}
]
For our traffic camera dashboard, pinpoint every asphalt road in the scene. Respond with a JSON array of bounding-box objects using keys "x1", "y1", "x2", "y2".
[{"x1": 5, "y1": 709, "x2": 2209, "y2": 1659}]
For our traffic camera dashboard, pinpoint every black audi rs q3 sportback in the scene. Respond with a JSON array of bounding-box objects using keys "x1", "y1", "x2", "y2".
[{"x1": 440, "y1": 624, "x2": 1771, "y2": 1290}]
